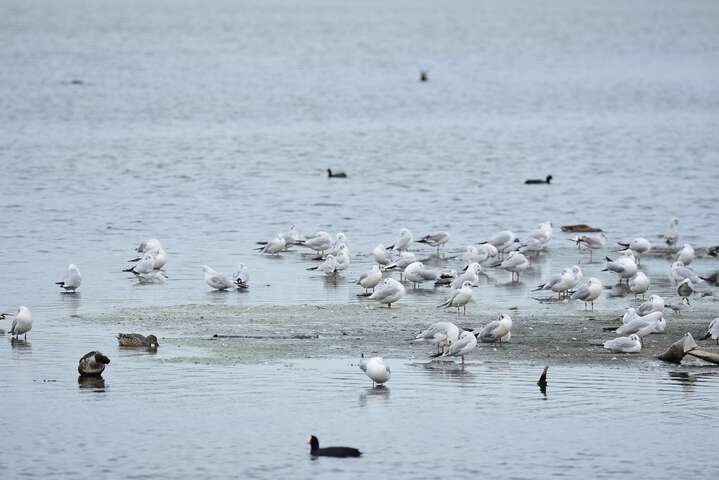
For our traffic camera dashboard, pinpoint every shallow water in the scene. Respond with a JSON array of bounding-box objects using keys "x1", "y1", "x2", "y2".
[{"x1": 2, "y1": 0, "x2": 719, "y2": 478}]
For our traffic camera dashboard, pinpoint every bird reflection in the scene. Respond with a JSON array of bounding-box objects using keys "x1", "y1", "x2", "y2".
[
  {"x1": 78, "y1": 375, "x2": 106, "y2": 391},
  {"x1": 358, "y1": 385, "x2": 390, "y2": 407}
]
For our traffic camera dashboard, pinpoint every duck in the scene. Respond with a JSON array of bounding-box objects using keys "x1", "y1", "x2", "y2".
[
  {"x1": 56, "y1": 264, "x2": 82, "y2": 292},
  {"x1": 2, "y1": 306, "x2": 32, "y2": 341},
  {"x1": 78, "y1": 351, "x2": 111, "y2": 377},
  {"x1": 117, "y1": 333, "x2": 159, "y2": 348},
  {"x1": 524, "y1": 175, "x2": 552, "y2": 185},
  {"x1": 307, "y1": 435, "x2": 361, "y2": 457},
  {"x1": 327, "y1": 169, "x2": 347, "y2": 178}
]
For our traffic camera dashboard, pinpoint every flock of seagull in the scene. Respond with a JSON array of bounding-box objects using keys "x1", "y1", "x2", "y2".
[{"x1": 3, "y1": 217, "x2": 719, "y2": 384}]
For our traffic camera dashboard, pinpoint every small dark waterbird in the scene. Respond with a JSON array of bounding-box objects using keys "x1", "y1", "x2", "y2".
[
  {"x1": 307, "y1": 435, "x2": 361, "y2": 458},
  {"x1": 327, "y1": 169, "x2": 347, "y2": 178},
  {"x1": 420, "y1": 70, "x2": 428, "y2": 82},
  {"x1": 78, "y1": 351, "x2": 111, "y2": 377},
  {"x1": 525, "y1": 175, "x2": 553, "y2": 185}
]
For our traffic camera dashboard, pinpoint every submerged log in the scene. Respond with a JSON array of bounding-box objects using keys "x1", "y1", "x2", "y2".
[
  {"x1": 657, "y1": 333, "x2": 698, "y2": 364},
  {"x1": 686, "y1": 349, "x2": 719, "y2": 365}
]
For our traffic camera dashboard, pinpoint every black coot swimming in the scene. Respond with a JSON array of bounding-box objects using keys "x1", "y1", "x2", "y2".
[
  {"x1": 307, "y1": 435, "x2": 361, "y2": 457},
  {"x1": 524, "y1": 175, "x2": 552, "y2": 184}
]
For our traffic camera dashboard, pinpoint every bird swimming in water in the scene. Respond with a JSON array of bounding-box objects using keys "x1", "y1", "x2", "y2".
[
  {"x1": 524, "y1": 175, "x2": 553, "y2": 185},
  {"x1": 307, "y1": 435, "x2": 361, "y2": 458},
  {"x1": 78, "y1": 351, "x2": 111, "y2": 377},
  {"x1": 117, "y1": 333, "x2": 159, "y2": 349},
  {"x1": 327, "y1": 169, "x2": 347, "y2": 178},
  {"x1": 419, "y1": 70, "x2": 428, "y2": 82}
]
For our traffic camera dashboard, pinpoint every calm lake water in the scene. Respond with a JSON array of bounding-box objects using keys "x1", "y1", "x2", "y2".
[{"x1": 2, "y1": 0, "x2": 719, "y2": 478}]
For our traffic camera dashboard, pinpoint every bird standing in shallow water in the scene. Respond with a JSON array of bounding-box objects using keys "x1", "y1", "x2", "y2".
[
  {"x1": 307, "y1": 435, "x2": 361, "y2": 457},
  {"x1": 56, "y1": 264, "x2": 82, "y2": 292},
  {"x1": 3, "y1": 306, "x2": 32, "y2": 341}
]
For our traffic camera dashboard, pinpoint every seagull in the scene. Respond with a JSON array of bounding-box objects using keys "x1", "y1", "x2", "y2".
[
  {"x1": 483, "y1": 230, "x2": 517, "y2": 259},
  {"x1": 617, "y1": 238, "x2": 651, "y2": 265},
  {"x1": 677, "y1": 279, "x2": 694, "y2": 304},
  {"x1": 628, "y1": 271, "x2": 649, "y2": 298},
  {"x1": 603, "y1": 251, "x2": 638, "y2": 284},
  {"x1": 500, "y1": 251, "x2": 530, "y2": 282},
  {"x1": 462, "y1": 244, "x2": 498, "y2": 266},
  {"x1": 372, "y1": 243, "x2": 393, "y2": 266},
  {"x1": 603, "y1": 334, "x2": 641, "y2": 353},
  {"x1": 437, "y1": 281, "x2": 474, "y2": 314},
  {"x1": 369, "y1": 278, "x2": 406, "y2": 307},
  {"x1": 2, "y1": 306, "x2": 32, "y2": 341},
  {"x1": 415, "y1": 322, "x2": 460, "y2": 354},
  {"x1": 529, "y1": 222, "x2": 553, "y2": 246},
  {"x1": 671, "y1": 261, "x2": 702, "y2": 286},
  {"x1": 404, "y1": 261, "x2": 438, "y2": 288},
  {"x1": 570, "y1": 277, "x2": 603, "y2": 310},
  {"x1": 616, "y1": 311, "x2": 665, "y2": 337},
  {"x1": 357, "y1": 265, "x2": 382, "y2": 294},
  {"x1": 123, "y1": 252, "x2": 156, "y2": 277},
  {"x1": 56, "y1": 264, "x2": 82, "y2": 293},
  {"x1": 279, "y1": 225, "x2": 305, "y2": 245},
  {"x1": 202, "y1": 265, "x2": 234, "y2": 291},
  {"x1": 449, "y1": 263, "x2": 481, "y2": 289},
  {"x1": 664, "y1": 218, "x2": 679, "y2": 246},
  {"x1": 440, "y1": 330, "x2": 477, "y2": 365},
  {"x1": 359, "y1": 355, "x2": 390, "y2": 386},
  {"x1": 308, "y1": 254, "x2": 339, "y2": 276},
  {"x1": 675, "y1": 243, "x2": 695, "y2": 266},
  {"x1": 383, "y1": 251, "x2": 417, "y2": 281},
  {"x1": 388, "y1": 228, "x2": 413, "y2": 252},
  {"x1": 136, "y1": 238, "x2": 163, "y2": 253},
  {"x1": 326, "y1": 233, "x2": 348, "y2": 257},
  {"x1": 573, "y1": 233, "x2": 606, "y2": 261},
  {"x1": 637, "y1": 294, "x2": 665, "y2": 316},
  {"x1": 416, "y1": 231, "x2": 450, "y2": 254},
  {"x1": 298, "y1": 231, "x2": 333, "y2": 256},
  {"x1": 534, "y1": 267, "x2": 578, "y2": 299},
  {"x1": 259, "y1": 234, "x2": 287, "y2": 255},
  {"x1": 129, "y1": 247, "x2": 167, "y2": 271},
  {"x1": 232, "y1": 263, "x2": 250, "y2": 289},
  {"x1": 476, "y1": 313, "x2": 513, "y2": 343},
  {"x1": 701, "y1": 318, "x2": 719, "y2": 344}
]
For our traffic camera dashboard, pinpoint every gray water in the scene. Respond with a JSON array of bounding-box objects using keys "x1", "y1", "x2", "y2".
[{"x1": 2, "y1": 0, "x2": 719, "y2": 478}]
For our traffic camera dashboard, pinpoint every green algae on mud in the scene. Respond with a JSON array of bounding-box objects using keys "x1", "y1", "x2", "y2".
[{"x1": 96, "y1": 302, "x2": 719, "y2": 366}]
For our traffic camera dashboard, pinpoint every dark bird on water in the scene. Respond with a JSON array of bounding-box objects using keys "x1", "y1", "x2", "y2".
[
  {"x1": 307, "y1": 435, "x2": 361, "y2": 458},
  {"x1": 420, "y1": 70, "x2": 428, "y2": 82},
  {"x1": 78, "y1": 351, "x2": 111, "y2": 377},
  {"x1": 117, "y1": 333, "x2": 159, "y2": 349},
  {"x1": 525, "y1": 175, "x2": 553, "y2": 185},
  {"x1": 327, "y1": 169, "x2": 347, "y2": 178}
]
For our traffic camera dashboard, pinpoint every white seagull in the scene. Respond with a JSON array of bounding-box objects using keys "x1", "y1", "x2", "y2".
[
  {"x1": 416, "y1": 231, "x2": 450, "y2": 253},
  {"x1": 359, "y1": 355, "x2": 391, "y2": 386},
  {"x1": 389, "y1": 228, "x2": 413, "y2": 252},
  {"x1": 664, "y1": 218, "x2": 679, "y2": 246},
  {"x1": 441, "y1": 330, "x2": 477, "y2": 365},
  {"x1": 628, "y1": 271, "x2": 650, "y2": 298},
  {"x1": 500, "y1": 251, "x2": 530, "y2": 282},
  {"x1": 476, "y1": 313, "x2": 513, "y2": 343},
  {"x1": 2, "y1": 306, "x2": 32, "y2": 341},
  {"x1": 701, "y1": 318, "x2": 719, "y2": 344},
  {"x1": 404, "y1": 261, "x2": 438, "y2": 288},
  {"x1": 603, "y1": 251, "x2": 638, "y2": 284},
  {"x1": 617, "y1": 237, "x2": 652, "y2": 265},
  {"x1": 56, "y1": 264, "x2": 82, "y2": 293},
  {"x1": 232, "y1": 263, "x2": 250, "y2": 289},
  {"x1": 202, "y1": 265, "x2": 234, "y2": 291},
  {"x1": 675, "y1": 243, "x2": 695, "y2": 266},
  {"x1": 437, "y1": 281, "x2": 474, "y2": 314},
  {"x1": 357, "y1": 265, "x2": 382, "y2": 294},
  {"x1": 603, "y1": 334, "x2": 641, "y2": 353},
  {"x1": 415, "y1": 321, "x2": 460, "y2": 354},
  {"x1": 372, "y1": 243, "x2": 393, "y2": 267},
  {"x1": 369, "y1": 278, "x2": 406, "y2": 307},
  {"x1": 570, "y1": 277, "x2": 603, "y2": 310}
]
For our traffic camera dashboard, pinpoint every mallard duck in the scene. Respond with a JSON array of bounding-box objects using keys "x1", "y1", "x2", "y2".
[
  {"x1": 78, "y1": 351, "x2": 110, "y2": 376},
  {"x1": 117, "y1": 333, "x2": 159, "y2": 348}
]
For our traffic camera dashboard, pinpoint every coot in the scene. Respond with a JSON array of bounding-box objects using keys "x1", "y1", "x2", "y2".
[
  {"x1": 524, "y1": 175, "x2": 552, "y2": 184},
  {"x1": 307, "y1": 435, "x2": 361, "y2": 458}
]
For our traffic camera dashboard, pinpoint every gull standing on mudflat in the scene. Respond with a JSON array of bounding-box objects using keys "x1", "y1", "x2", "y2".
[
  {"x1": 403, "y1": 261, "x2": 438, "y2": 288},
  {"x1": 573, "y1": 234, "x2": 606, "y2": 262},
  {"x1": 500, "y1": 251, "x2": 530, "y2": 282},
  {"x1": 369, "y1": 278, "x2": 406, "y2": 307},
  {"x1": 449, "y1": 263, "x2": 481, "y2": 289},
  {"x1": 298, "y1": 231, "x2": 333, "y2": 256},
  {"x1": 233, "y1": 263, "x2": 250, "y2": 289},
  {"x1": 628, "y1": 271, "x2": 649, "y2": 298},
  {"x1": 462, "y1": 244, "x2": 498, "y2": 266},
  {"x1": 570, "y1": 277, "x2": 603, "y2": 310},
  {"x1": 484, "y1": 230, "x2": 517, "y2": 259},
  {"x1": 603, "y1": 250, "x2": 638, "y2": 285},
  {"x1": 202, "y1": 265, "x2": 234, "y2": 291},
  {"x1": 476, "y1": 313, "x2": 513, "y2": 343},
  {"x1": 415, "y1": 322, "x2": 460, "y2": 354},
  {"x1": 616, "y1": 311, "x2": 665, "y2": 337},
  {"x1": 307, "y1": 254, "x2": 339, "y2": 276},
  {"x1": 530, "y1": 222, "x2": 553, "y2": 247},
  {"x1": 2, "y1": 306, "x2": 32, "y2": 341},
  {"x1": 357, "y1": 265, "x2": 382, "y2": 294},
  {"x1": 637, "y1": 294, "x2": 665, "y2": 316},
  {"x1": 437, "y1": 281, "x2": 474, "y2": 314},
  {"x1": 383, "y1": 251, "x2": 417, "y2": 281},
  {"x1": 56, "y1": 264, "x2": 82, "y2": 293},
  {"x1": 440, "y1": 330, "x2": 477, "y2": 365},
  {"x1": 677, "y1": 279, "x2": 694, "y2": 304},
  {"x1": 535, "y1": 267, "x2": 578, "y2": 299},
  {"x1": 123, "y1": 252, "x2": 156, "y2": 277},
  {"x1": 326, "y1": 233, "x2": 348, "y2": 257},
  {"x1": 388, "y1": 228, "x2": 413, "y2": 252},
  {"x1": 671, "y1": 261, "x2": 702, "y2": 286},
  {"x1": 603, "y1": 334, "x2": 642, "y2": 353},
  {"x1": 259, "y1": 234, "x2": 287, "y2": 255}
]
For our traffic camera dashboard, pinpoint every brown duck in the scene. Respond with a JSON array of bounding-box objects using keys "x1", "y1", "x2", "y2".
[
  {"x1": 117, "y1": 333, "x2": 159, "y2": 348},
  {"x1": 78, "y1": 351, "x2": 111, "y2": 377}
]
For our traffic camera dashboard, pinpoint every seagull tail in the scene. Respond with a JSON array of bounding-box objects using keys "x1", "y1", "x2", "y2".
[
  {"x1": 617, "y1": 242, "x2": 629, "y2": 247},
  {"x1": 55, "y1": 281, "x2": 64, "y2": 286},
  {"x1": 127, "y1": 257, "x2": 141, "y2": 262},
  {"x1": 700, "y1": 332, "x2": 711, "y2": 340},
  {"x1": 121, "y1": 267, "x2": 135, "y2": 273},
  {"x1": 306, "y1": 266, "x2": 319, "y2": 271}
]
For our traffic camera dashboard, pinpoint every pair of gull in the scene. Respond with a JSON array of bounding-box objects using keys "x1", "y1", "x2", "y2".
[
  {"x1": 386, "y1": 228, "x2": 451, "y2": 254},
  {"x1": 415, "y1": 315, "x2": 513, "y2": 364},
  {"x1": 123, "y1": 238, "x2": 168, "y2": 282},
  {"x1": 202, "y1": 264, "x2": 250, "y2": 291},
  {"x1": 602, "y1": 295, "x2": 668, "y2": 353}
]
